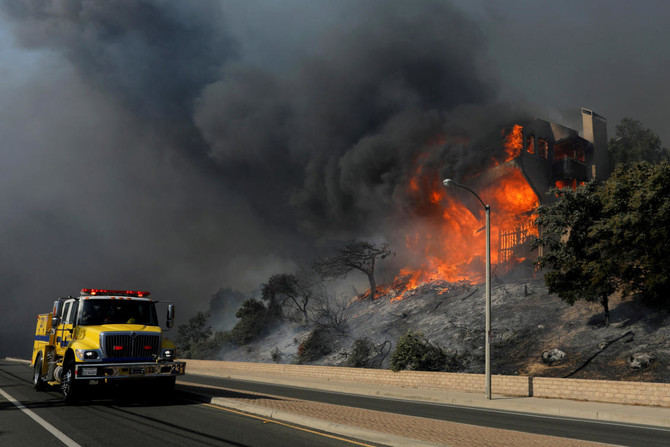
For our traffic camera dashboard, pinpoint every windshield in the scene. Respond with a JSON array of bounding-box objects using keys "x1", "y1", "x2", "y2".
[{"x1": 79, "y1": 299, "x2": 158, "y2": 326}]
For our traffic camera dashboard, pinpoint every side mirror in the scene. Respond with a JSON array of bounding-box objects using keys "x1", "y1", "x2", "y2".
[
  {"x1": 51, "y1": 316, "x2": 60, "y2": 328},
  {"x1": 166, "y1": 304, "x2": 175, "y2": 329}
]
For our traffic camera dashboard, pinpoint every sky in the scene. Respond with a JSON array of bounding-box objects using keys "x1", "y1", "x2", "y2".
[{"x1": 1, "y1": 0, "x2": 668, "y2": 357}]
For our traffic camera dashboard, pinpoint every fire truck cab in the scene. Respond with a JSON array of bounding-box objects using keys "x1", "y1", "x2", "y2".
[{"x1": 31, "y1": 289, "x2": 186, "y2": 403}]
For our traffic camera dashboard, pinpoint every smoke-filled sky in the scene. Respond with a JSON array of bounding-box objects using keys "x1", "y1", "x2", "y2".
[{"x1": 1, "y1": 0, "x2": 668, "y2": 357}]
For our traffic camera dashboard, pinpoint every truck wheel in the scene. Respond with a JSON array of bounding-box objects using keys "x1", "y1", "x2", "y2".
[
  {"x1": 61, "y1": 363, "x2": 79, "y2": 404},
  {"x1": 154, "y1": 376, "x2": 176, "y2": 394},
  {"x1": 162, "y1": 376, "x2": 176, "y2": 391},
  {"x1": 33, "y1": 354, "x2": 47, "y2": 391}
]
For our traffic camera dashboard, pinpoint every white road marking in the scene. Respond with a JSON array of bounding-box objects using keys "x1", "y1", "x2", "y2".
[{"x1": 0, "y1": 388, "x2": 81, "y2": 447}]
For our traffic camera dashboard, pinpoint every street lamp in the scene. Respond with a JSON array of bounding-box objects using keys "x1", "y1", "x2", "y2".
[{"x1": 443, "y1": 178, "x2": 492, "y2": 400}]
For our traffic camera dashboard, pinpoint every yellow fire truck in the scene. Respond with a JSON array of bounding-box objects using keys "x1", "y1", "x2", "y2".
[{"x1": 31, "y1": 288, "x2": 186, "y2": 403}]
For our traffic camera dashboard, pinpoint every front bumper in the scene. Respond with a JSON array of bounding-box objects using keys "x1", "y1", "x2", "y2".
[{"x1": 74, "y1": 361, "x2": 186, "y2": 380}]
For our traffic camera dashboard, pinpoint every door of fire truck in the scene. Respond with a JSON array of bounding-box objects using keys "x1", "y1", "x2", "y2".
[{"x1": 56, "y1": 299, "x2": 77, "y2": 356}]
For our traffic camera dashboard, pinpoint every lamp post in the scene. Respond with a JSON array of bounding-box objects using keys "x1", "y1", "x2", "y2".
[{"x1": 443, "y1": 178, "x2": 492, "y2": 400}]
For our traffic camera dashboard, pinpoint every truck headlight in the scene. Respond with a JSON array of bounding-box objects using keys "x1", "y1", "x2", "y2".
[
  {"x1": 162, "y1": 349, "x2": 175, "y2": 360},
  {"x1": 75, "y1": 349, "x2": 99, "y2": 361}
]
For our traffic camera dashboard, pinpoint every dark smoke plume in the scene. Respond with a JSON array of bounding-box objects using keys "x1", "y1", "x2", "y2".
[
  {"x1": 208, "y1": 287, "x2": 248, "y2": 331},
  {"x1": 0, "y1": 0, "x2": 527, "y2": 357}
]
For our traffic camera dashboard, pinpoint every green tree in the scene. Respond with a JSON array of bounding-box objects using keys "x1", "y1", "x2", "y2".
[
  {"x1": 175, "y1": 312, "x2": 211, "y2": 358},
  {"x1": 261, "y1": 275, "x2": 290, "y2": 319},
  {"x1": 592, "y1": 162, "x2": 670, "y2": 306},
  {"x1": 226, "y1": 298, "x2": 273, "y2": 345},
  {"x1": 608, "y1": 117, "x2": 668, "y2": 166},
  {"x1": 175, "y1": 312, "x2": 225, "y2": 359},
  {"x1": 534, "y1": 162, "x2": 670, "y2": 319},
  {"x1": 314, "y1": 240, "x2": 391, "y2": 300},
  {"x1": 262, "y1": 273, "x2": 313, "y2": 324},
  {"x1": 533, "y1": 182, "x2": 616, "y2": 326},
  {"x1": 390, "y1": 330, "x2": 450, "y2": 372}
]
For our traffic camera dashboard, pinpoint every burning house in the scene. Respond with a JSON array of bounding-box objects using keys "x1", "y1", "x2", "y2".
[
  {"x1": 493, "y1": 107, "x2": 610, "y2": 267},
  {"x1": 509, "y1": 107, "x2": 610, "y2": 202},
  {"x1": 391, "y1": 108, "x2": 609, "y2": 299}
]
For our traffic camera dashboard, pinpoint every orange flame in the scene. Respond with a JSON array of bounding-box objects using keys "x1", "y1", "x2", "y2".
[
  {"x1": 390, "y1": 159, "x2": 539, "y2": 301},
  {"x1": 503, "y1": 124, "x2": 523, "y2": 161},
  {"x1": 555, "y1": 179, "x2": 581, "y2": 190}
]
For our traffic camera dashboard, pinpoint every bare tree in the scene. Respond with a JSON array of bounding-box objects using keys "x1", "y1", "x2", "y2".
[
  {"x1": 261, "y1": 272, "x2": 313, "y2": 324},
  {"x1": 313, "y1": 240, "x2": 391, "y2": 300},
  {"x1": 310, "y1": 289, "x2": 350, "y2": 336}
]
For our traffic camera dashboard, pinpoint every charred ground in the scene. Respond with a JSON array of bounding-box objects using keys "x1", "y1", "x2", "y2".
[{"x1": 218, "y1": 274, "x2": 670, "y2": 383}]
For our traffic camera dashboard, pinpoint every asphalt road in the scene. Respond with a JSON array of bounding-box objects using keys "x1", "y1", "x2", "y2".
[
  {"x1": 0, "y1": 361, "x2": 376, "y2": 447},
  {"x1": 182, "y1": 374, "x2": 670, "y2": 447}
]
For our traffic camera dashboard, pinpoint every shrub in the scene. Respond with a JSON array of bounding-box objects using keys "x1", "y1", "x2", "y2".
[
  {"x1": 188, "y1": 331, "x2": 227, "y2": 359},
  {"x1": 271, "y1": 347, "x2": 282, "y2": 363},
  {"x1": 175, "y1": 312, "x2": 228, "y2": 359},
  {"x1": 390, "y1": 330, "x2": 449, "y2": 372},
  {"x1": 297, "y1": 328, "x2": 332, "y2": 364},
  {"x1": 310, "y1": 291, "x2": 350, "y2": 336},
  {"x1": 225, "y1": 299, "x2": 275, "y2": 345},
  {"x1": 175, "y1": 312, "x2": 212, "y2": 359},
  {"x1": 346, "y1": 338, "x2": 375, "y2": 368},
  {"x1": 347, "y1": 338, "x2": 392, "y2": 368}
]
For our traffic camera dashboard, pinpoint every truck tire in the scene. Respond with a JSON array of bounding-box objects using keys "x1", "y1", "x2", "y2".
[
  {"x1": 33, "y1": 354, "x2": 47, "y2": 391},
  {"x1": 61, "y1": 362, "x2": 80, "y2": 404},
  {"x1": 152, "y1": 375, "x2": 176, "y2": 395},
  {"x1": 161, "y1": 376, "x2": 176, "y2": 391}
]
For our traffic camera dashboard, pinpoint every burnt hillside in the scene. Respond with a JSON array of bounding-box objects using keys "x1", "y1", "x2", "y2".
[{"x1": 218, "y1": 276, "x2": 670, "y2": 383}]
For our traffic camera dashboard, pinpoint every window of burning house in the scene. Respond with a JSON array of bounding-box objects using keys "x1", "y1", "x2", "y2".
[
  {"x1": 537, "y1": 139, "x2": 549, "y2": 159},
  {"x1": 526, "y1": 135, "x2": 535, "y2": 155},
  {"x1": 555, "y1": 178, "x2": 579, "y2": 190},
  {"x1": 553, "y1": 141, "x2": 585, "y2": 162}
]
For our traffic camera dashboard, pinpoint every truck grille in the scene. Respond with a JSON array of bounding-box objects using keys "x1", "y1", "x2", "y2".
[{"x1": 102, "y1": 332, "x2": 160, "y2": 360}]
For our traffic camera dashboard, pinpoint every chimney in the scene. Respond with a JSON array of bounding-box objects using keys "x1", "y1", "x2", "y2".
[{"x1": 581, "y1": 108, "x2": 609, "y2": 180}]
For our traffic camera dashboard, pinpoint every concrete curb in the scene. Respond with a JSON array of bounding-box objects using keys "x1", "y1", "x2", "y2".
[
  {"x1": 188, "y1": 369, "x2": 670, "y2": 429},
  {"x1": 210, "y1": 397, "x2": 445, "y2": 447},
  {"x1": 443, "y1": 396, "x2": 670, "y2": 428}
]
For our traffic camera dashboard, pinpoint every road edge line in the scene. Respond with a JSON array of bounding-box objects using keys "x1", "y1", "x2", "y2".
[{"x1": 0, "y1": 388, "x2": 81, "y2": 447}]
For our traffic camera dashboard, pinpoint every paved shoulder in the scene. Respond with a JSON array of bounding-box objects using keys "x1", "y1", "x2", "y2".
[{"x1": 181, "y1": 380, "x2": 617, "y2": 447}]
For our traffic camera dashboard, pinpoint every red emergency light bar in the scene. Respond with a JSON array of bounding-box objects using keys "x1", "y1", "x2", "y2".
[{"x1": 80, "y1": 288, "x2": 151, "y2": 298}]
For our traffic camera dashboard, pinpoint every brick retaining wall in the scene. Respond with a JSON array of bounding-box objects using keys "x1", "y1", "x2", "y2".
[
  {"x1": 531, "y1": 376, "x2": 670, "y2": 407},
  {"x1": 185, "y1": 360, "x2": 669, "y2": 407}
]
